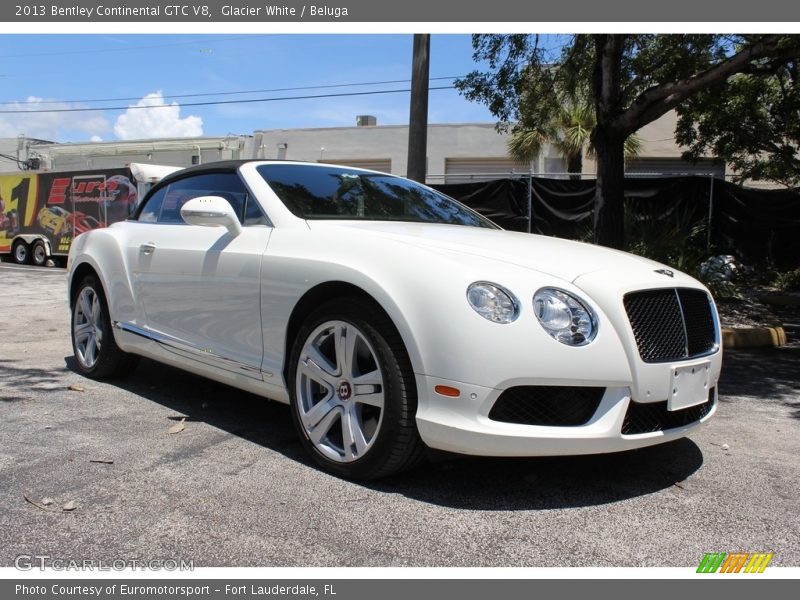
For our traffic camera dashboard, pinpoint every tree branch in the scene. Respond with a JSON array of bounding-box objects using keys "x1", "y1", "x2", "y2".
[{"x1": 617, "y1": 35, "x2": 800, "y2": 133}]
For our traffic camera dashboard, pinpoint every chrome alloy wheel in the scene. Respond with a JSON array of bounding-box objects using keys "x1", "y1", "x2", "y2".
[
  {"x1": 296, "y1": 320, "x2": 385, "y2": 463},
  {"x1": 73, "y1": 286, "x2": 104, "y2": 369}
]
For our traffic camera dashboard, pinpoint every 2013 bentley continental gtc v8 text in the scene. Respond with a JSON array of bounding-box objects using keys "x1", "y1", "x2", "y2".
[{"x1": 68, "y1": 160, "x2": 722, "y2": 479}]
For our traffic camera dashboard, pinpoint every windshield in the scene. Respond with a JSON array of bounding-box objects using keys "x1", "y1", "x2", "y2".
[{"x1": 257, "y1": 164, "x2": 498, "y2": 229}]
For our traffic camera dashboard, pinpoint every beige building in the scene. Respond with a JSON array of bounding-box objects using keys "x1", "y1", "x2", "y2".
[
  {"x1": 253, "y1": 111, "x2": 723, "y2": 183},
  {"x1": 9, "y1": 111, "x2": 724, "y2": 183}
]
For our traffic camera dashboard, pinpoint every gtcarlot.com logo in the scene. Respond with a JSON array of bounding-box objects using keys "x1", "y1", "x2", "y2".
[
  {"x1": 697, "y1": 552, "x2": 774, "y2": 573},
  {"x1": 14, "y1": 555, "x2": 194, "y2": 571}
]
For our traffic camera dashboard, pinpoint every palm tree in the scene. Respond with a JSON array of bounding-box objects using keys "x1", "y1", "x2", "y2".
[{"x1": 508, "y1": 99, "x2": 641, "y2": 180}]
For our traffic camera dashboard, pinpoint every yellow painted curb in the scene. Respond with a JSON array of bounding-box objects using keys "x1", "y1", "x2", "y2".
[{"x1": 721, "y1": 326, "x2": 787, "y2": 349}]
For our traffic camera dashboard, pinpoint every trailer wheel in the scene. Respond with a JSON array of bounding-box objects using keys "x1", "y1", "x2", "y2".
[
  {"x1": 32, "y1": 240, "x2": 48, "y2": 267},
  {"x1": 12, "y1": 240, "x2": 30, "y2": 265}
]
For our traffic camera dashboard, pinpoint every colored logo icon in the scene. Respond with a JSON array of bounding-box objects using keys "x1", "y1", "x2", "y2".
[{"x1": 697, "y1": 552, "x2": 773, "y2": 573}]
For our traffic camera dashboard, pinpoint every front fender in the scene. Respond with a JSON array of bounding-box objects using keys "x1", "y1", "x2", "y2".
[{"x1": 261, "y1": 228, "x2": 633, "y2": 394}]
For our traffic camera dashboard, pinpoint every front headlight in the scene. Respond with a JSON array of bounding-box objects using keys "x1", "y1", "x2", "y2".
[
  {"x1": 467, "y1": 282, "x2": 520, "y2": 324},
  {"x1": 533, "y1": 288, "x2": 597, "y2": 345}
]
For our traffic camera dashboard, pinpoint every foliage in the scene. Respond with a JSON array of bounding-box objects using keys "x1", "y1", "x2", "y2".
[
  {"x1": 772, "y1": 267, "x2": 800, "y2": 292},
  {"x1": 456, "y1": 34, "x2": 800, "y2": 247},
  {"x1": 507, "y1": 97, "x2": 642, "y2": 175},
  {"x1": 622, "y1": 199, "x2": 709, "y2": 276},
  {"x1": 676, "y1": 63, "x2": 800, "y2": 186}
]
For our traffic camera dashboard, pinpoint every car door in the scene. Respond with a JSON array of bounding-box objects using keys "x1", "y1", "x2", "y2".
[{"x1": 128, "y1": 172, "x2": 271, "y2": 379}]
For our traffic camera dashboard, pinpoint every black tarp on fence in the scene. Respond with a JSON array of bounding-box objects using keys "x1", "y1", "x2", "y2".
[{"x1": 432, "y1": 176, "x2": 800, "y2": 269}]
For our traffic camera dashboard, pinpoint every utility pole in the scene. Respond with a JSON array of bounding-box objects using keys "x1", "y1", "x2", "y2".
[{"x1": 407, "y1": 34, "x2": 430, "y2": 183}]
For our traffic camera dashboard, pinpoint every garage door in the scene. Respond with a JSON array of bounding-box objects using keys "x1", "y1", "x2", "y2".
[
  {"x1": 322, "y1": 159, "x2": 392, "y2": 174},
  {"x1": 444, "y1": 158, "x2": 531, "y2": 183},
  {"x1": 626, "y1": 158, "x2": 725, "y2": 177}
]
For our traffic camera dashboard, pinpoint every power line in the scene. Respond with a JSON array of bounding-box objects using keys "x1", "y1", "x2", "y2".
[
  {"x1": 0, "y1": 152, "x2": 26, "y2": 169},
  {"x1": 0, "y1": 76, "x2": 462, "y2": 106},
  {"x1": 0, "y1": 86, "x2": 457, "y2": 114}
]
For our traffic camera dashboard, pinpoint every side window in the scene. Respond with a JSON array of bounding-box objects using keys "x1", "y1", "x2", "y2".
[
  {"x1": 160, "y1": 173, "x2": 243, "y2": 224},
  {"x1": 138, "y1": 187, "x2": 167, "y2": 223},
  {"x1": 138, "y1": 172, "x2": 268, "y2": 226},
  {"x1": 244, "y1": 195, "x2": 269, "y2": 226}
]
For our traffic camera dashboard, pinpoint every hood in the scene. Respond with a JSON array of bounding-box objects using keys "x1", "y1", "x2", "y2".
[{"x1": 307, "y1": 220, "x2": 672, "y2": 283}]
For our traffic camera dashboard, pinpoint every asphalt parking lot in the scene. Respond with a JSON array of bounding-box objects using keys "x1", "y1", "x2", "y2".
[{"x1": 1, "y1": 261, "x2": 798, "y2": 567}]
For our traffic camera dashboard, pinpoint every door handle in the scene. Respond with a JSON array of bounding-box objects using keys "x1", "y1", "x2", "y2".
[{"x1": 139, "y1": 243, "x2": 156, "y2": 255}]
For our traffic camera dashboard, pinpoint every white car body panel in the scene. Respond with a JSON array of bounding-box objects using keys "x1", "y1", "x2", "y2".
[
  {"x1": 67, "y1": 160, "x2": 723, "y2": 458},
  {"x1": 125, "y1": 222, "x2": 269, "y2": 374}
]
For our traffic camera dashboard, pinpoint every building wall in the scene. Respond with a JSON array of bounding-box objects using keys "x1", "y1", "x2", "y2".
[
  {"x1": 6, "y1": 112, "x2": 725, "y2": 183},
  {"x1": 252, "y1": 122, "x2": 578, "y2": 183},
  {"x1": 253, "y1": 123, "x2": 515, "y2": 179}
]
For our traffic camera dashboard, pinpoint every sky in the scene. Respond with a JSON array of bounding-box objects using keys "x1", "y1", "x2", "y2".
[{"x1": 0, "y1": 34, "x2": 503, "y2": 143}]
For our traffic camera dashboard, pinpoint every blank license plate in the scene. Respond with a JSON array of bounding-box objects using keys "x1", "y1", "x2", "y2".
[{"x1": 669, "y1": 362, "x2": 711, "y2": 411}]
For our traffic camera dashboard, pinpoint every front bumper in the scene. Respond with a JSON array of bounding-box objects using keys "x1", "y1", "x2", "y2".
[{"x1": 414, "y1": 375, "x2": 718, "y2": 457}]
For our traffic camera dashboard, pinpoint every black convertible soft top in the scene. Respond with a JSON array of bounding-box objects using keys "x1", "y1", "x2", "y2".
[{"x1": 132, "y1": 159, "x2": 324, "y2": 220}]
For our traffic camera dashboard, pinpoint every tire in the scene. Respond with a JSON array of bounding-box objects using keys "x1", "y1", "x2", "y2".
[
  {"x1": 31, "y1": 240, "x2": 48, "y2": 267},
  {"x1": 288, "y1": 297, "x2": 426, "y2": 480},
  {"x1": 12, "y1": 240, "x2": 29, "y2": 265},
  {"x1": 71, "y1": 275, "x2": 139, "y2": 379}
]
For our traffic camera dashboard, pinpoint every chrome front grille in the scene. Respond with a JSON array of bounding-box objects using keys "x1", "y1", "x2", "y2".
[{"x1": 623, "y1": 288, "x2": 717, "y2": 363}]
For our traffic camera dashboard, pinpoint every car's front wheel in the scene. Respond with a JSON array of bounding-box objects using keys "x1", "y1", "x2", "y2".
[
  {"x1": 289, "y1": 298, "x2": 425, "y2": 479},
  {"x1": 71, "y1": 275, "x2": 138, "y2": 379}
]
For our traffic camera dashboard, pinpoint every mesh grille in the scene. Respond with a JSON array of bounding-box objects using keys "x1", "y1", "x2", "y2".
[
  {"x1": 621, "y1": 388, "x2": 715, "y2": 435},
  {"x1": 679, "y1": 289, "x2": 718, "y2": 356},
  {"x1": 488, "y1": 386, "x2": 605, "y2": 426},
  {"x1": 624, "y1": 288, "x2": 716, "y2": 363}
]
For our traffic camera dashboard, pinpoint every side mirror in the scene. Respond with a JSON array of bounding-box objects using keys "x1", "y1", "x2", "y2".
[{"x1": 180, "y1": 196, "x2": 242, "y2": 237}]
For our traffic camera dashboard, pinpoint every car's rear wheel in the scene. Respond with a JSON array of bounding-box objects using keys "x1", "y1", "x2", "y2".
[
  {"x1": 12, "y1": 240, "x2": 29, "y2": 264},
  {"x1": 289, "y1": 297, "x2": 425, "y2": 479},
  {"x1": 31, "y1": 240, "x2": 47, "y2": 267},
  {"x1": 71, "y1": 275, "x2": 138, "y2": 379}
]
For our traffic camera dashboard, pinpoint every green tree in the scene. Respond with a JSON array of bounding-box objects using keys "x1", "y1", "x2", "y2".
[
  {"x1": 456, "y1": 34, "x2": 800, "y2": 248},
  {"x1": 508, "y1": 97, "x2": 642, "y2": 179},
  {"x1": 676, "y1": 62, "x2": 800, "y2": 186}
]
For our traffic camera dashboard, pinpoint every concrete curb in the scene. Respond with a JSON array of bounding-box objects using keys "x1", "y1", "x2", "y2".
[{"x1": 722, "y1": 326, "x2": 787, "y2": 349}]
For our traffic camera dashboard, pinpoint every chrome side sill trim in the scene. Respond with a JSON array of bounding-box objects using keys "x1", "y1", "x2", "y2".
[{"x1": 114, "y1": 321, "x2": 268, "y2": 378}]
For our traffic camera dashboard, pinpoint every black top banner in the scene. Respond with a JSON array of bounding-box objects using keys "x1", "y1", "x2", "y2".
[{"x1": 4, "y1": 0, "x2": 800, "y2": 22}]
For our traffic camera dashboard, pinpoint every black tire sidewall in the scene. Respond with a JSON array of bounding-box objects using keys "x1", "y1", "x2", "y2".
[
  {"x1": 288, "y1": 298, "x2": 416, "y2": 479},
  {"x1": 71, "y1": 275, "x2": 116, "y2": 378}
]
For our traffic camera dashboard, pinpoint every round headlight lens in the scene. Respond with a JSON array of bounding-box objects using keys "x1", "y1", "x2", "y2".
[
  {"x1": 533, "y1": 288, "x2": 597, "y2": 345},
  {"x1": 467, "y1": 282, "x2": 520, "y2": 324}
]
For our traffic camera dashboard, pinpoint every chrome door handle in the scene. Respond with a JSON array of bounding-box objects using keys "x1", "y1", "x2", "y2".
[{"x1": 139, "y1": 243, "x2": 156, "y2": 255}]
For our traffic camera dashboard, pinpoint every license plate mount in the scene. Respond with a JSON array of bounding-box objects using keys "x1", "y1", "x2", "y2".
[{"x1": 668, "y1": 361, "x2": 711, "y2": 411}]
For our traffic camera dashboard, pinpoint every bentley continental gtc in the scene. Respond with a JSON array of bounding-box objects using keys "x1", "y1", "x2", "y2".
[{"x1": 67, "y1": 160, "x2": 722, "y2": 479}]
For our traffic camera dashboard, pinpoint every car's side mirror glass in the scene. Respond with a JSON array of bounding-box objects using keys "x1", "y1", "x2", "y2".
[{"x1": 180, "y1": 196, "x2": 242, "y2": 237}]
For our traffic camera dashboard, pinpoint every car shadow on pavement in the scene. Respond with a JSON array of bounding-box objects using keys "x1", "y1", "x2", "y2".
[
  {"x1": 63, "y1": 355, "x2": 704, "y2": 511},
  {"x1": 378, "y1": 439, "x2": 703, "y2": 511}
]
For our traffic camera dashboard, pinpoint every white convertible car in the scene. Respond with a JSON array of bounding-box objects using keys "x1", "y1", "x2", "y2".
[{"x1": 67, "y1": 160, "x2": 722, "y2": 479}]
